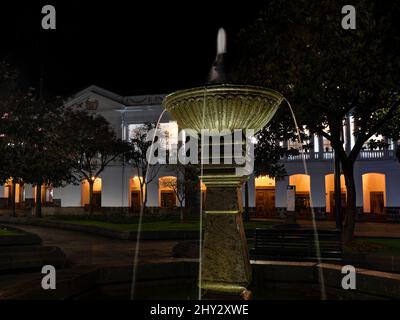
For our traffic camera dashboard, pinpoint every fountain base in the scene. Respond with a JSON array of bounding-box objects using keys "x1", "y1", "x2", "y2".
[{"x1": 200, "y1": 172, "x2": 252, "y2": 298}]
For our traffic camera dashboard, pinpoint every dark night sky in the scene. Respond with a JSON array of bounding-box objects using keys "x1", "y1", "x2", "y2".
[{"x1": 0, "y1": 1, "x2": 264, "y2": 97}]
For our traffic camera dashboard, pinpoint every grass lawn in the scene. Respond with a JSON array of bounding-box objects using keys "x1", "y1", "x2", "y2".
[
  {"x1": 346, "y1": 237, "x2": 400, "y2": 256},
  {"x1": 48, "y1": 217, "x2": 275, "y2": 233},
  {"x1": 0, "y1": 228, "x2": 18, "y2": 236},
  {"x1": 56, "y1": 220, "x2": 200, "y2": 232}
]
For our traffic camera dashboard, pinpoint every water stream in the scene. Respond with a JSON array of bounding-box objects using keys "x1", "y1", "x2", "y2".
[
  {"x1": 284, "y1": 98, "x2": 327, "y2": 300},
  {"x1": 130, "y1": 109, "x2": 167, "y2": 300}
]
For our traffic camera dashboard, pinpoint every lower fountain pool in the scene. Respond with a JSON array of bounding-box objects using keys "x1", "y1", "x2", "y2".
[
  {"x1": 6, "y1": 260, "x2": 398, "y2": 300},
  {"x1": 74, "y1": 261, "x2": 397, "y2": 300}
]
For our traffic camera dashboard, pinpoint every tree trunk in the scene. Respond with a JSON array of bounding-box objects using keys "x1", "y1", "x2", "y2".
[
  {"x1": 143, "y1": 185, "x2": 148, "y2": 214},
  {"x1": 184, "y1": 168, "x2": 200, "y2": 218},
  {"x1": 11, "y1": 180, "x2": 16, "y2": 217},
  {"x1": 179, "y1": 205, "x2": 184, "y2": 222},
  {"x1": 89, "y1": 181, "x2": 94, "y2": 214},
  {"x1": 139, "y1": 183, "x2": 146, "y2": 216},
  {"x1": 35, "y1": 183, "x2": 42, "y2": 218},
  {"x1": 333, "y1": 151, "x2": 342, "y2": 230},
  {"x1": 342, "y1": 162, "x2": 356, "y2": 243}
]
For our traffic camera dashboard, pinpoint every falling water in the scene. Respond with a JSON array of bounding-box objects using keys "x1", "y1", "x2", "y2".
[
  {"x1": 198, "y1": 87, "x2": 208, "y2": 300},
  {"x1": 130, "y1": 109, "x2": 167, "y2": 300},
  {"x1": 284, "y1": 98, "x2": 327, "y2": 300}
]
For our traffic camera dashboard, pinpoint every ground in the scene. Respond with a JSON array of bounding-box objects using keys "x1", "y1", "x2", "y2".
[
  {"x1": 4, "y1": 224, "x2": 177, "y2": 267},
  {"x1": 2, "y1": 219, "x2": 400, "y2": 299},
  {"x1": 0, "y1": 224, "x2": 183, "y2": 298},
  {"x1": 3, "y1": 218, "x2": 400, "y2": 270},
  {"x1": 44, "y1": 216, "x2": 275, "y2": 232}
]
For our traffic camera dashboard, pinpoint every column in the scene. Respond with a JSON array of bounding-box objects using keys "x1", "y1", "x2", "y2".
[
  {"x1": 101, "y1": 165, "x2": 129, "y2": 208},
  {"x1": 53, "y1": 184, "x2": 81, "y2": 207},
  {"x1": 0, "y1": 185, "x2": 5, "y2": 209},
  {"x1": 354, "y1": 171, "x2": 364, "y2": 214},
  {"x1": 0, "y1": 185, "x2": 5, "y2": 198},
  {"x1": 318, "y1": 135, "x2": 324, "y2": 160},
  {"x1": 24, "y1": 184, "x2": 34, "y2": 207},
  {"x1": 146, "y1": 176, "x2": 159, "y2": 208},
  {"x1": 275, "y1": 176, "x2": 289, "y2": 216},
  {"x1": 385, "y1": 170, "x2": 400, "y2": 214},
  {"x1": 310, "y1": 174, "x2": 326, "y2": 216},
  {"x1": 248, "y1": 174, "x2": 256, "y2": 208}
]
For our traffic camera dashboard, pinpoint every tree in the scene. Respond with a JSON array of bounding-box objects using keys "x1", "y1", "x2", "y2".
[
  {"x1": 237, "y1": 0, "x2": 400, "y2": 242},
  {"x1": 2, "y1": 87, "x2": 76, "y2": 217},
  {"x1": 246, "y1": 110, "x2": 307, "y2": 221},
  {"x1": 161, "y1": 164, "x2": 198, "y2": 221},
  {"x1": 62, "y1": 109, "x2": 128, "y2": 214},
  {"x1": 374, "y1": 112, "x2": 400, "y2": 162},
  {"x1": 0, "y1": 60, "x2": 22, "y2": 215},
  {"x1": 0, "y1": 61, "x2": 77, "y2": 217},
  {"x1": 254, "y1": 110, "x2": 308, "y2": 179},
  {"x1": 21, "y1": 94, "x2": 76, "y2": 217},
  {"x1": 125, "y1": 122, "x2": 162, "y2": 215}
]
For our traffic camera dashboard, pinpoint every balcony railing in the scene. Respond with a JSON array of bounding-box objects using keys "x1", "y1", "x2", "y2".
[{"x1": 283, "y1": 150, "x2": 396, "y2": 162}]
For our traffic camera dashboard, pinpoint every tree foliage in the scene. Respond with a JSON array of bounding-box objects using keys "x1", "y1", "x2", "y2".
[
  {"x1": 0, "y1": 60, "x2": 127, "y2": 216},
  {"x1": 237, "y1": 0, "x2": 400, "y2": 241},
  {"x1": 61, "y1": 109, "x2": 129, "y2": 213},
  {"x1": 125, "y1": 122, "x2": 162, "y2": 214}
]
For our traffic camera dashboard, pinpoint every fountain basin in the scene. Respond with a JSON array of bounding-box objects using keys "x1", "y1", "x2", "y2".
[
  {"x1": 163, "y1": 84, "x2": 283, "y2": 133},
  {"x1": 6, "y1": 261, "x2": 398, "y2": 300},
  {"x1": 75, "y1": 261, "x2": 400, "y2": 299}
]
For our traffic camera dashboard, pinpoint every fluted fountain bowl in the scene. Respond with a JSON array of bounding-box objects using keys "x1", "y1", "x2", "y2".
[{"x1": 162, "y1": 84, "x2": 283, "y2": 134}]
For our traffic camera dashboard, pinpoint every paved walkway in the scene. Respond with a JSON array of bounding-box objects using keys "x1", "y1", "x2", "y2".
[{"x1": 4, "y1": 224, "x2": 178, "y2": 267}]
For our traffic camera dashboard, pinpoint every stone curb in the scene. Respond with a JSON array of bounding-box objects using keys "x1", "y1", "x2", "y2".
[
  {"x1": 252, "y1": 260, "x2": 400, "y2": 299},
  {"x1": 0, "y1": 224, "x2": 42, "y2": 246},
  {"x1": 0, "y1": 224, "x2": 68, "y2": 274}
]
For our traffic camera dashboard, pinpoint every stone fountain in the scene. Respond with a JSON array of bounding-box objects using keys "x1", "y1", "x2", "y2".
[{"x1": 163, "y1": 29, "x2": 283, "y2": 298}]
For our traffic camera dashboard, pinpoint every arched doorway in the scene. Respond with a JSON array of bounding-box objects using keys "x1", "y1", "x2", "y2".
[
  {"x1": 159, "y1": 176, "x2": 177, "y2": 209},
  {"x1": 325, "y1": 174, "x2": 347, "y2": 214},
  {"x1": 33, "y1": 185, "x2": 54, "y2": 205},
  {"x1": 362, "y1": 173, "x2": 386, "y2": 214},
  {"x1": 129, "y1": 177, "x2": 143, "y2": 213},
  {"x1": 201, "y1": 182, "x2": 206, "y2": 208},
  {"x1": 81, "y1": 178, "x2": 102, "y2": 210},
  {"x1": 4, "y1": 178, "x2": 24, "y2": 208},
  {"x1": 255, "y1": 176, "x2": 275, "y2": 217},
  {"x1": 289, "y1": 174, "x2": 310, "y2": 215}
]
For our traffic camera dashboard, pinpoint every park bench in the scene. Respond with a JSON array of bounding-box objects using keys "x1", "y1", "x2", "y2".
[{"x1": 250, "y1": 228, "x2": 343, "y2": 262}]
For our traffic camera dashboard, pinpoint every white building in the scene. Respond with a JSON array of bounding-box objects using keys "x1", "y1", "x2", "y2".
[{"x1": 1, "y1": 85, "x2": 400, "y2": 219}]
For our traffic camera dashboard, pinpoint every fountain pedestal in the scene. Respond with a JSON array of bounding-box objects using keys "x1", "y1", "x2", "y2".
[
  {"x1": 200, "y1": 171, "x2": 252, "y2": 298},
  {"x1": 163, "y1": 84, "x2": 283, "y2": 299}
]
